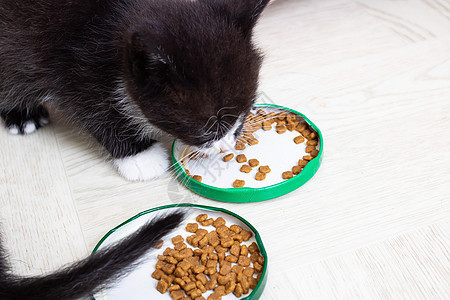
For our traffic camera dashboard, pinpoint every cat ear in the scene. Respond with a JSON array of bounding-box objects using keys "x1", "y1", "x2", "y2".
[
  {"x1": 205, "y1": 0, "x2": 270, "y2": 37},
  {"x1": 124, "y1": 31, "x2": 171, "y2": 91}
]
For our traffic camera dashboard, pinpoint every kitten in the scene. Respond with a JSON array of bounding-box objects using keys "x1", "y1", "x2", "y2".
[
  {"x1": 0, "y1": 0, "x2": 270, "y2": 298},
  {"x1": 0, "y1": 0, "x2": 269, "y2": 181}
]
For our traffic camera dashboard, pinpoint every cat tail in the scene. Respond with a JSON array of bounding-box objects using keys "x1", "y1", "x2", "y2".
[{"x1": 0, "y1": 210, "x2": 186, "y2": 300}]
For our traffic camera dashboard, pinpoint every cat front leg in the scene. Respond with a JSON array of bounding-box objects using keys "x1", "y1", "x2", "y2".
[
  {"x1": 0, "y1": 105, "x2": 50, "y2": 135},
  {"x1": 113, "y1": 141, "x2": 170, "y2": 181}
]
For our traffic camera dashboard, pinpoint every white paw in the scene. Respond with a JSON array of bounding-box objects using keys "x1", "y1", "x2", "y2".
[
  {"x1": 8, "y1": 125, "x2": 20, "y2": 135},
  {"x1": 113, "y1": 143, "x2": 169, "y2": 181},
  {"x1": 23, "y1": 121, "x2": 37, "y2": 134}
]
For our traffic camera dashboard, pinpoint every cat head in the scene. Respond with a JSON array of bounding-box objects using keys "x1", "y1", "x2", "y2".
[{"x1": 121, "y1": 0, "x2": 270, "y2": 149}]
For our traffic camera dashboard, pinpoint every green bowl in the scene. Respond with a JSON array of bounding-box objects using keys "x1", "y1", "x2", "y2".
[
  {"x1": 92, "y1": 204, "x2": 268, "y2": 300},
  {"x1": 171, "y1": 104, "x2": 323, "y2": 202}
]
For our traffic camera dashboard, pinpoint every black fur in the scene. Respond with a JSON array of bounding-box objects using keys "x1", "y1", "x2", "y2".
[
  {"x1": 0, "y1": 0, "x2": 270, "y2": 157},
  {"x1": 0, "y1": 210, "x2": 185, "y2": 300}
]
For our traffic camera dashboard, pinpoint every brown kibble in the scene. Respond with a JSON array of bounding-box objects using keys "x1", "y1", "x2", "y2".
[
  {"x1": 286, "y1": 122, "x2": 298, "y2": 131},
  {"x1": 207, "y1": 293, "x2": 222, "y2": 300},
  {"x1": 174, "y1": 266, "x2": 186, "y2": 278},
  {"x1": 225, "y1": 255, "x2": 238, "y2": 263},
  {"x1": 282, "y1": 171, "x2": 294, "y2": 179},
  {"x1": 240, "y1": 164, "x2": 252, "y2": 173},
  {"x1": 196, "y1": 214, "x2": 208, "y2": 222},
  {"x1": 248, "y1": 242, "x2": 259, "y2": 254},
  {"x1": 213, "y1": 217, "x2": 226, "y2": 228},
  {"x1": 174, "y1": 242, "x2": 187, "y2": 251},
  {"x1": 276, "y1": 119, "x2": 286, "y2": 126},
  {"x1": 196, "y1": 281, "x2": 207, "y2": 293},
  {"x1": 250, "y1": 277, "x2": 259, "y2": 289},
  {"x1": 169, "y1": 284, "x2": 181, "y2": 292},
  {"x1": 236, "y1": 154, "x2": 247, "y2": 163},
  {"x1": 303, "y1": 155, "x2": 314, "y2": 161},
  {"x1": 254, "y1": 261, "x2": 263, "y2": 273},
  {"x1": 241, "y1": 230, "x2": 252, "y2": 241},
  {"x1": 311, "y1": 149, "x2": 319, "y2": 157},
  {"x1": 309, "y1": 132, "x2": 317, "y2": 139},
  {"x1": 219, "y1": 261, "x2": 232, "y2": 275},
  {"x1": 233, "y1": 179, "x2": 245, "y2": 188},
  {"x1": 240, "y1": 245, "x2": 248, "y2": 256},
  {"x1": 233, "y1": 283, "x2": 243, "y2": 298},
  {"x1": 230, "y1": 243, "x2": 241, "y2": 257},
  {"x1": 172, "y1": 235, "x2": 184, "y2": 245},
  {"x1": 305, "y1": 145, "x2": 316, "y2": 153},
  {"x1": 292, "y1": 165, "x2": 302, "y2": 175},
  {"x1": 201, "y1": 218, "x2": 214, "y2": 226},
  {"x1": 286, "y1": 113, "x2": 297, "y2": 123},
  {"x1": 153, "y1": 239, "x2": 164, "y2": 249},
  {"x1": 196, "y1": 273, "x2": 208, "y2": 285},
  {"x1": 156, "y1": 279, "x2": 169, "y2": 294},
  {"x1": 186, "y1": 223, "x2": 198, "y2": 233},
  {"x1": 221, "y1": 237, "x2": 234, "y2": 248},
  {"x1": 301, "y1": 129, "x2": 311, "y2": 137},
  {"x1": 259, "y1": 165, "x2": 271, "y2": 173},
  {"x1": 193, "y1": 175, "x2": 202, "y2": 182},
  {"x1": 257, "y1": 109, "x2": 266, "y2": 116},
  {"x1": 247, "y1": 138, "x2": 259, "y2": 146},
  {"x1": 170, "y1": 289, "x2": 184, "y2": 300},
  {"x1": 296, "y1": 123, "x2": 307, "y2": 132},
  {"x1": 232, "y1": 264, "x2": 244, "y2": 274},
  {"x1": 237, "y1": 255, "x2": 251, "y2": 267},
  {"x1": 206, "y1": 259, "x2": 218, "y2": 268},
  {"x1": 298, "y1": 159, "x2": 309, "y2": 167},
  {"x1": 276, "y1": 124, "x2": 287, "y2": 134},
  {"x1": 223, "y1": 153, "x2": 234, "y2": 162},
  {"x1": 243, "y1": 267, "x2": 254, "y2": 278},
  {"x1": 248, "y1": 159, "x2": 259, "y2": 167},
  {"x1": 262, "y1": 120, "x2": 272, "y2": 130},
  {"x1": 235, "y1": 141, "x2": 246, "y2": 150},
  {"x1": 217, "y1": 274, "x2": 231, "y2": 285},
  {"x1": 183, "y1": 281, "x2": 197, "y2": 292},
  {"x1": 161, "y1": 263, "x2": 176, "y2": 274},
  {"x1": 277, "y1": 111, "x2": 287, "y2": 120},
  {"x1": 225, "y1": 280, "x2": 236, "y2": 294},
  {"x1": 196, "y1": 229, "x2": 208, "y2": 238},
  {"x1": 152, "y1": 269, "x2": 165, "y2": 280},
  {"x1": 294, "y1": 135, "x2": 305, "y2": 144},
  {"x1": 230, "y1": 225, "x2": 242, "y2": 234},
  {"x1": 255, "y1": 172, "x2": 266, "y2": 181},
  {"x1": 307, "y1": 139, "x2": 318, "y2": 146},
  {"x1": 214, "y1": 285, "x2": 226, "y2": 296}
]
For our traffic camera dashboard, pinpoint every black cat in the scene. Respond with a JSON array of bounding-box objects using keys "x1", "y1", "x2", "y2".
[
  {"x1": 0, "y1": 0, "x2": 270, "y2": 299},
  {"x1": 0, "y1": 0, "x2": 269, "y2": 181}
]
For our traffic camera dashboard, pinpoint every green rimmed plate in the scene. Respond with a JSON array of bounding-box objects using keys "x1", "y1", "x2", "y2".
[
  {"x1": 171, "y1": 104, "x2": 323, "y2": 202},
  {"x1": 92, "y1": 204, "x2": 268, "y2": 300}
]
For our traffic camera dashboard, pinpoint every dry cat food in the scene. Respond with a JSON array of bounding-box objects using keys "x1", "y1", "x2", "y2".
[
  {"x1": 233, "y1": 180, "x2": 246, "y2": 188},
  {"x1": 152, "y1": 214, "x2": 264, "y2": 299},
  {"x1": 183, "y1": 108, "x2": 319, "y2": 186}
]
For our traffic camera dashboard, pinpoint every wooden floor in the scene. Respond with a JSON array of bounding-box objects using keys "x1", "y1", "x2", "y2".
[{"x1": 1, "y1": 0, "x2": 449, "y2": 299}]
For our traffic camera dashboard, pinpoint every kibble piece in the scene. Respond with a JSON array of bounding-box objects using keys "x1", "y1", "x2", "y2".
[
  {"x1": 207, "y1": 231, "x2": 220, "y2": 247},
  {"x1": 276, "y1": 119, "x2": 286, "y2": 126},
  {"x1": 201, "y1": 218, "x2": 214, "y2": 226},
  {"x1": 196, "y1": 281, "x2": 207, "y2": 293},
  {"x1": 213, "y1": 217, "x2": 226, "y2": 228},
  {"x1": 156, "y1": 279, "x2": 169, "y2": 294},
  {"x1": 254, "y1": 261, "x2": 263, "y2": 273},
  {"x1": 225, "y1": 280, "x2": 236, "y2": 294},
  {"x1": 296, "y1": 123, "x2": 307, "y2": 132},
  {"x1": 196, "y1": 214, "x2": 208, "y2": 222},
  {"x1": 248, "y1": 138, "x2": 259, "y2": 146},
  {"x1": 255, "y1": 172, "x2": 266, "y2": 181},
  {"x1": 223, "y1": 153, "x2": 234, "y2": 162},
  {"x1": 240, "y1": 165, "x2": 252, "y2": 173},
  {"x1": 305, "y1": 145, "x2": 316, "y2": 153},
  {"x1": 207, "y1": 293, "x2": 221, "y2": 300},
  {"x1": 237, "y1": 255, "x2": 251, "y2": 267},
  {"x1": 235, "y1": 141, "x2": 246, "y2": 150},
  {"x1": 277, "y1": 111, "x2": 287, "y2": 120},
  {"x1": 219, "y1": 261, "x2": 232, "y2": 276},
  {"x1": 152, "y1": 269, "x2": 165, "y2": 280},
  {"x1": 298, "y1": 159, "x2": 309, "y2": 167},
  {"x1": 233, "y1": 179, "x2": 245, "y2": 188},
  {"x1": 214, "y1": 285, "x2": 226, "y2": 296},
  {"x1": 196, "y1": 273, "x2": 208, "y2": 285},
  {"x1": 161, "y1": 263, "x2": 176, "y2": 274},
  {"x1": 240, "y1": 245, "x2": 248, "y2": 256},
  {"x1": 186, "y1": 223, "x2": 199, "y2": 233},
  {"x1": 172, "y1": 235, "x2": 184, "y2": 245},
  {"x1": 236, "y1": 154, "x2": 247, "y2": 163},
  {"x1": 225, "y1": 255, "x2": 238, "y2": 263},
  {"x1": 230, "y1": 243, "x2": 241, "y2": 257},
  {"x1": 174, "y1": 242, "x2": 187, "y2": 251},
  {"x1": 262, "y1": 120, "x2": 272, "y2": 130},
  {"x1": 230, "y1": 225, "x2": 242, "y2": 234},
  {"x1": 170, "y1": 289, "x2": 184, "y2": 300},
  {"x1": 153, "y1": 239, "x2": 164, "y2": 249},
  {"x1": 257, "y1": 109, "x2": 266, "y2": 116},
  {"x1": 243, "y1": 267, "x2": 255, "y2": 277},
  {"x1": 169, "y1": 284, "x2": 181, "y2": 292},
  {"x1": 286, "y1": 122, "x2": 298, "y2": 131},
  {"x1": 259, "y1": 165, "x2": 271, "y2": 173},
  {"x1": 276, "y1": 124, "x2": 287, "y2": 134},
  {"x1": 282, "y1": 171, "x2": 294, "y2": 179},
  {"x1": 192, "y1": 175, "x2": 202, "y2": 182},
  {"x1": 301, "y1": 129, "x2": 311, "y2": 138},
  {"x1": 240, "y1": 230, "x2": 252, "y2": 241},
  {"x1": 309, "y1": 132, "x2": 317, "y2": 139},
  {"x1": 248, "y1": 242, "x2": 259, "y2": 254},
  {"x1": 221, "y1": 237, "x2": 234, "y2": 248},
  {"x1": 292, "y1": 165, "x2": 302, "y2": 175},
  {"x1": 189, "y1": 288, "x2": 203, "y2": 298},
  {"x1": 303, "y1": 155, "x2": 314, "y2": 161},
  {"x1": 311, "y1": 149, "x2": 319, "y2": 157},
  {"x1": 307, "y1": 139, "x2": 318, "y2": 146},
  {"x1": 248, "y1": 159, "x2": 259, "y2": 167},
  {"x1": 196, "y1": 229, "x2": 208, "y2": 238},
  {"x1": 206, "y1": 259, "x2": 218, "y2": 268},
  {"x1": 294, "y1": 136, "x2": 305, "y2": 144},
  {"x1": 234, "y1": 283, "x2": 244, "y2": 298}
]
